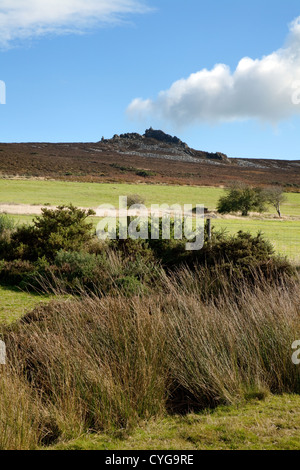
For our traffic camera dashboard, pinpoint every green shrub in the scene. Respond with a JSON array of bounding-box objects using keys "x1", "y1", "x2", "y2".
[
  {"x1": 127, "y1": 194, "x2": 146, "y2": 208},
  {"x1": 114, "y1": 275, "x2": 145, "y2": 296},
  {"x1": 52, "y1": 250, "x2": 103, "y2": 291},
  {"x1": 9, "y1": 205, "x2": 95, "y2": 262},
  {"x1": 135, "y1": 170, "x2": 156, "y2": 178},
  {"x1": 217, "y1": 183, "x2": 267, "y2": 216},
  {"x1": 3, "y1": 272, "x2": 300, "y2": 442}
]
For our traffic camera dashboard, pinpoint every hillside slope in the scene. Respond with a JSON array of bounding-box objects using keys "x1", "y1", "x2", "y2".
[{"x1": 1, "y1": 129, "x2": 299, "y2": 187}]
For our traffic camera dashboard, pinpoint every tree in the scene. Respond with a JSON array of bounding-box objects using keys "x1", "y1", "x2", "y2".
[
  {"x1": 217, "y1": 183, "x2": 266, "y2": 216},
  {"x1": 263, "y1": 187, "x2": 286, "y2": 217}
]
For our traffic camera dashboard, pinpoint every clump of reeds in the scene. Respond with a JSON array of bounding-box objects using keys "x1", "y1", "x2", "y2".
[{"x1": 1, "y1": 266, "x2": 299, "y2": 448}]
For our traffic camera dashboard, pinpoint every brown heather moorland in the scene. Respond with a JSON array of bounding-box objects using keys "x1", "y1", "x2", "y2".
[{"x1": 1, "y1": 130, "x2": 300, "y2": 187}]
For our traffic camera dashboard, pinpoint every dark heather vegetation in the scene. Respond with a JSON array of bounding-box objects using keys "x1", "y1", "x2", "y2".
[{"x1": 0, "y1": 205, "x2": 299, "y2": 449}]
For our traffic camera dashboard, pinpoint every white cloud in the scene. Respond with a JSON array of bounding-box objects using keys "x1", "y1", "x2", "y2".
[
  {"x1": 127, "y1": 17, "x2": 300, "y2": 126},
  {"x1": 0, "y1": 0, "x2": 149, "y2": 46}
]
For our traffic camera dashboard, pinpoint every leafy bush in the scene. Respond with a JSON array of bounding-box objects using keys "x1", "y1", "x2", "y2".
[
  {"x1": 114, "y1": 275, "x2": 145, "y2": 296},
  {"x1": 110, "y1": 217, "x2": 294, "y2": 283},
  {"x1": 9, "y1": 205, "x2": 95, "y2": 262},
  {"x1": 127, "y1": 194, "x2": 146, "y2": 208},
  {"x1": 217, "y1": 183, "x2": 267, "y2": 216}
]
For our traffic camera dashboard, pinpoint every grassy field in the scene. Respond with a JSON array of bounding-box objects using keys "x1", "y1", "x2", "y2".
[
  {"x1": 0, "y1": 179, "x2": 224, "y2": 209},
  {"x1": 1, "y1": 178, "x2": 300, "y2": 214},
  {"x1": 53, "y1": 395, "x2": 300, "y2": 450},
  {"x1": 0, "y1": 285, "x2": 51, "y2": 324}
]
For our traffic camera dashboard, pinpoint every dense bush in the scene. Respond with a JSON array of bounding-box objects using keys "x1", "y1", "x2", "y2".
[
  {"x1": 9, "y1": 205, "x2": 95, "y2": 262},
  {"x1": 0, "y1": 259, "x2": 36, "y2": 286},
  {"x1": 217, "y1": 183, "x2": 267, "y2": 216},
  {"x1": 126, "y1": 194, "x2": 146, "y2": 208},
  {"x1": 135, "y1": 170, "x2": 156, "y2": 178},
  {"x1": 0, "y1": 207, "x2": 294, "y2": 295}
]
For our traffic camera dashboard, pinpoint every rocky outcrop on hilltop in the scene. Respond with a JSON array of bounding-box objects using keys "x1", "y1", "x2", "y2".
[{"x1": 100, "y1": 128, "x2": 228, "y2": 164}]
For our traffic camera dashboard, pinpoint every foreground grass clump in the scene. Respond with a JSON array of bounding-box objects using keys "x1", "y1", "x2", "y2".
[
  {"x1": 1, "y1": 269, "x2": 299, "y2": 449},
  {"x1": 4, "y1": 296, "x2": 168, "y2": 441},
  {"x1": 0, "y1": 368, "x2": 43, "y2": 450}
]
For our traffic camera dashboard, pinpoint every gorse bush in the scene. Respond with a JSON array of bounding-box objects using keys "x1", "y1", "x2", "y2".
[
  {"x1": 0, "y1": 259, "x2": 36, "y2": 286},
  {"x1": 9, "y1": 205, "x2": 95, "y2": 262},
  {"x1": 54, "y1": 250, "x2": 99, "y2": 281},
  {"x1": 190, "y1": 230, "x2": 275, "y2": 268}
]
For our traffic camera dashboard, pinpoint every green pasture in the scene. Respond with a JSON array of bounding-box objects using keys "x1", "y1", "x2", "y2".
[
  {"x1": 0, "y1": 179, "x2": 223, "y2": 209},
  {"x1": 1, "y1": 179, "x2": 300, "y2": 215},
  {"x1": 53, "y1": 394, "x2": 300, "y2": 450},
  {"x1": 0, "y1": 285, "x2": 52, "y2": 324}
]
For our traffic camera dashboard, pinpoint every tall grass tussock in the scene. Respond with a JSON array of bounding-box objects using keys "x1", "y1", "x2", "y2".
[{"x1": 1, "y1": 266, "x2": 299, "y2": 449}]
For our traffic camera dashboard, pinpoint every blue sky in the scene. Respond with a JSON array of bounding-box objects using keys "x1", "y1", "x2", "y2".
[{"x1": 1, "y1": 0, "x2": 300, "y2": 159}]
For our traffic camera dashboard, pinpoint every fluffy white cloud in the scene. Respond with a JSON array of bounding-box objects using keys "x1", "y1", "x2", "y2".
[
  {"x1": 0, "y1": 0, "x2": 149, "y2": 46},
  {"x1": 128, "y1": 17, "x2": 300, "y2": 125}
]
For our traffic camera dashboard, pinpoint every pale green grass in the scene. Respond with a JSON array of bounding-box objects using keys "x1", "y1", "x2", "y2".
[
  {"x1": 8, "y1": 214, "x2": 35, "y2": 225},
  {"x1": 52, "y1": 394, "x2": 300, "y2": 450},
  {"x1": 0, "y1": 285, "x2": 51, "y2": 324},
  {"x1": 0, "y1": 179, "x2": 223, "y2": 209},
  {"x1": 1, "y1": 179, "x2": 299, "y2": 215}
]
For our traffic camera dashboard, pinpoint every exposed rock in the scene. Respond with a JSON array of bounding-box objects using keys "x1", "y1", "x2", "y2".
[
  {"x1": 99, "y1": 128, "x2": 229, "y2": 164},
  {"x1": 119, "y1": 132, "x2": 143, "y2": 141},
  {"x1": 144, "y1": 127, "x2": 187, "y2": 148},
  {"x1": 207, "y1": 152, "x2": 228, "y2": 161}
]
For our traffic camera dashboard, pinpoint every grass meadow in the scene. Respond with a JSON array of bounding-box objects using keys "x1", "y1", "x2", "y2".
[
  {"x1": 0, "y1": 286, "x2": 52, "y2": 324},
  {"x1": 1, "y1": 178, "x2": 300, "y2": 214},
  {"x1": 0, "y1": 179, "x2": 224, "y2": 208},
  {"x1": 53, "y1": 395, "x2": 300, "y2": 450}
]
